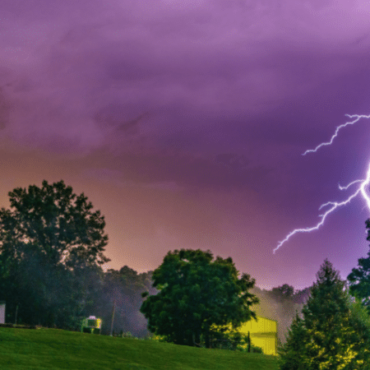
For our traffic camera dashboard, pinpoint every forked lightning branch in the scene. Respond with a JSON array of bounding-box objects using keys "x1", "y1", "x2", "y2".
[{"x1": 274, "y1": 114, "x2": 370, "y2": 253}]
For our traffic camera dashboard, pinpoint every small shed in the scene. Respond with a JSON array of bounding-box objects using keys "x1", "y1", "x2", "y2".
[
  {"x1": 238, "y1": 316, "x2": 278, "y2": 356},
  {"x1": 0, "y1": 301, "x2": 5, "y2": 324}
]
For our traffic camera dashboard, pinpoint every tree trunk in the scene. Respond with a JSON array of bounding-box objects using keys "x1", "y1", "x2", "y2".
[
  {"x1": 194, "y1": 331, "x2": 201, "y2": 347},
  {"x1": 205, "y1": 331, "x2": 210, "y2": 348}
]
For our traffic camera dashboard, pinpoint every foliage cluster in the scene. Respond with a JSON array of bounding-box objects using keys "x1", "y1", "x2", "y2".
[
  {"x1": 140, "y1": 249, "x2": 259, "y2": 348},
  {"x1": 0, "y1": 180, "x2": 154, "y2": 336},
  {"x1": 278, "y1": 259, "x2": 370, "y2": 370},
  {"x1": 347, "y1": 218, "x2": 370, "y2": 314},
  {"x1": 209, "y1": 330, "x2": 263, "y2": 353}
]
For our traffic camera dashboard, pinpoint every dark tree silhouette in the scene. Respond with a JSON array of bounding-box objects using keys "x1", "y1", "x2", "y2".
[
  {"x1": 347, "y1": 219, "x2": 370, "y2": 313},
  {"x1": 0, "y1": 180, "x2": 109, "y2": 328}
]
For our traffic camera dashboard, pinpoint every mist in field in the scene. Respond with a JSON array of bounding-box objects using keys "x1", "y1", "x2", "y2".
[
  {"x1": 104, "y1": 275, "x2": 311, "y2": 342},
  {"x1": 251, "y1": 285, "x2": 311, "y2": 343}
]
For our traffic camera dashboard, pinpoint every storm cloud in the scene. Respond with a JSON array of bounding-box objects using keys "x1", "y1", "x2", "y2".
[{"x1": 1, "y1": 0, "x2": 370, "y2": 288}]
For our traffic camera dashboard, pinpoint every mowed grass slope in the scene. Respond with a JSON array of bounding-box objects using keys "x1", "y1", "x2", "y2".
[{"x1": 0, "y1": 328, "x2": 279, "y2": 370}]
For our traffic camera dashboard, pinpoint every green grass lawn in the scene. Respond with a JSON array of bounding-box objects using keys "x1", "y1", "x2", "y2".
[{"x1": 0, "y1": 328, "x2": 279, "y2": 370}]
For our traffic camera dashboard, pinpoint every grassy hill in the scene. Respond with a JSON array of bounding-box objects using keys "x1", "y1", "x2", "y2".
[{"x1": 0, "y1": 328, "x2": 279, "y2": 370}]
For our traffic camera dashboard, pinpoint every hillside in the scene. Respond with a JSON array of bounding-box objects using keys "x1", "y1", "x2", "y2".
[{"x1": 0, "y1": 328, "x2": 279, "y2": 370}]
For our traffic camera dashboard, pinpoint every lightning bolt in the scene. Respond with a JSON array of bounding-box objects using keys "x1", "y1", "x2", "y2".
[
  {"x1": 302, "y1": 114, "x2": 370, "y2": 156},
  {"x1": 274, "y1": 114, "x2": 370, "y2": 253}
]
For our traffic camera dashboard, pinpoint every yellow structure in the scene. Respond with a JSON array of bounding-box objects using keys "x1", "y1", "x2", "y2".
[
  {"x1": 81, "y1": 315, "x2": 102, "y2": 334},
  {"x1": 238, "y1": 316, "x2": 277, "y2": 356}
]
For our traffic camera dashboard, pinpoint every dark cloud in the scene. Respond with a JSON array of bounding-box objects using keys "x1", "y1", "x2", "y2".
[
  {"x1": 1, "y1": 0, "x2": 370, "y2": 288},
  {"x1": 1, "y1": 0, "x2": 367, "y2": 151},
  {"x1": 88, "y1": 150, "x2": 269, "y2": 193}
]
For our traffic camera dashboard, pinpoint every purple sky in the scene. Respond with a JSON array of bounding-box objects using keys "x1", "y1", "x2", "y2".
[{"x1": 1, "y1": 0, "x2": 370, "y2": 289}]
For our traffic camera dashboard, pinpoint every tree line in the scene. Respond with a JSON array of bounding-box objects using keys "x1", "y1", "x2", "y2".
[
  {"x1": 3, "y1": 180, "x2": 370, "y2": 368},
  {"x1": 0, "y1": 180, "x2": 302, "y2": 347},
  {"x1": 0, "y1": 180, "x2": 155, "y2": 336}
]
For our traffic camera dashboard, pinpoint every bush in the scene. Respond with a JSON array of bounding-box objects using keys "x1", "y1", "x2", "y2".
[{"x1": 209, "y1": 330, "x2": 263, "y2": 353}]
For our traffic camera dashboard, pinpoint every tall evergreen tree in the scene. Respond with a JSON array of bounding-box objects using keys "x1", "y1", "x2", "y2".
[
  {"x1": 347, "y1": 219, "x2": 370, "y2": 313},
  {"x1": 279, "y1": 313, "x2": 310, "y2": 370},
  {"x1": 279, "y1": 259, "x2": 370, "y2": 370}
]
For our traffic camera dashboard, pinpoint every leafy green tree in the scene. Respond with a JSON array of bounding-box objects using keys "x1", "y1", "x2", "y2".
[
  {"x1": 140, "y1": 249, "x2": 259, "y2": 348},
  {"x1": 347, "y1": 219, "x2": 370, "y2": 313},
  {"x1": 279, "y1": 259, "x2": 370, "y2": 370},
  {"x1": 0, "y1": 180, "x2": 109, "y2": 328}
]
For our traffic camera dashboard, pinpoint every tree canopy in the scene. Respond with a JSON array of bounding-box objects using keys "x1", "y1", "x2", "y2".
[
  {"x1": 279, "y1": 259, "x2": 370, "y2": 370},
  {"x1": 270, "y1": 284, "x2": 295, "y2": 301},
  {"x1": 0, "y1": 180, "x2": 109, "y2": 267},
  {"x1": 140, "y1": 249, "x2": 259, "y2": 348},
  {"x1": 0, "y1": 180, "x2": 109, "y2": 328}
]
